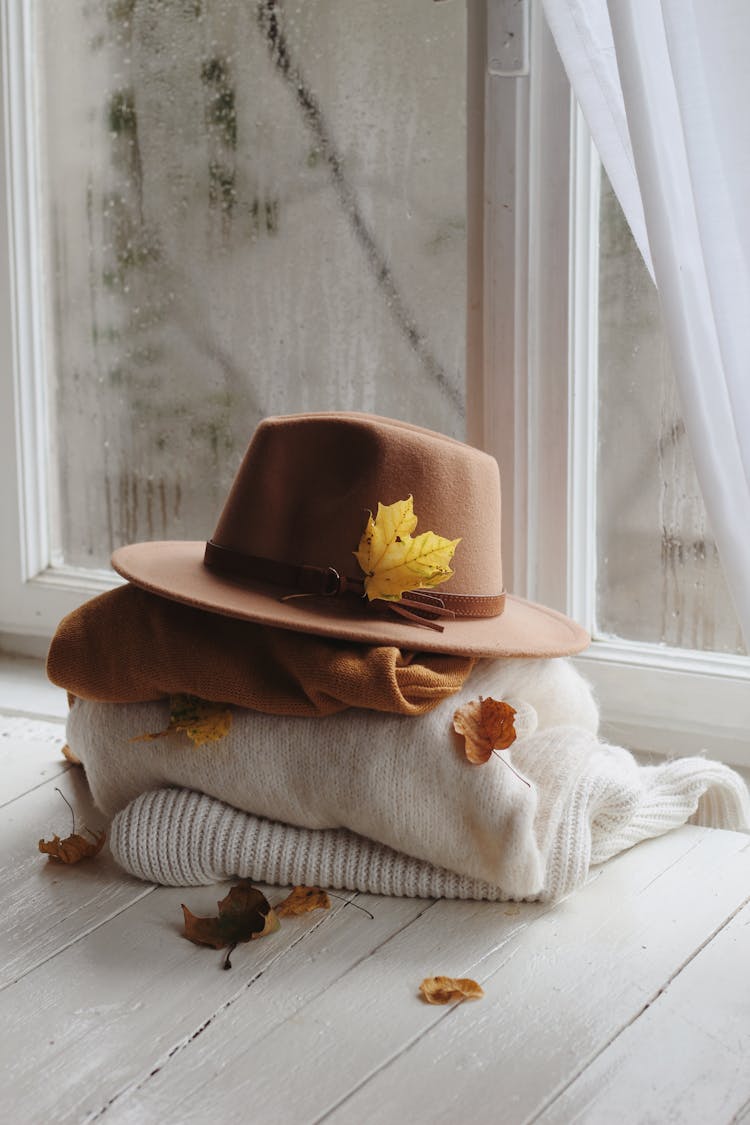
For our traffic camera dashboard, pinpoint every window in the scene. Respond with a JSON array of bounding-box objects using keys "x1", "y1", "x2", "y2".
[
  {"x1": 1, "y1": 0, "x2": 466, "y2": 626},
  {"x1": 472, "y1": 2, "x2": 749, "y2": 763},
  {"x1": 2, "y1": 0, "x2": 749, "y2": 761},
  {"x1": 597, "y1": 174, "x2": 745, "y2": 657}
]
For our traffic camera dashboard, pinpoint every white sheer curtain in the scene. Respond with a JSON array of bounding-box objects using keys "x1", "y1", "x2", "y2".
[{"x1": 542, "y1": 0, "x2": 750, "y2": 648}]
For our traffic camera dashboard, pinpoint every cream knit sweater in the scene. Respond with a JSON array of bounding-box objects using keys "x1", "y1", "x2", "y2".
[{"x1": 67, "y1": 658, "x2": 750, "y2": 901}]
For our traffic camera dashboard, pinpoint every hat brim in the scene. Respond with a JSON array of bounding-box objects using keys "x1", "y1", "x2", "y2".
[{"x1": 111, "y1": 541, "x2": 590, "y2": 659}]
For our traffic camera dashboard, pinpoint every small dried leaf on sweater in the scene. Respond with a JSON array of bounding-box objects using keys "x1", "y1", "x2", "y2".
[
  {"x1": 354, "y1": 495, "x2": 460, "y2": 602},
  {"x1": 182, "y1": 881, "x2": 280, "y2": 967},
  {"x1": 453, "y1": 697, "x2": 517, "y2": 764},
  {"x1": 275, "y1": 885, "x2": 331, "y2": 917},
  {"x1": 133, "y1": 694, "x2": 232, "y2": 746},
  {"x1": 419, "y1": 976, "x2": 484, "y2": 1005},
  {"x1": 38, "y1": 829, "x2": 106, "y2": 864}
]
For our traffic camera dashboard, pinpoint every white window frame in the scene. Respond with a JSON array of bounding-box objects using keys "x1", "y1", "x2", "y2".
[
  {"x1": 2, "y1": 0, "x2": 749, "y2": 764},
  {"x1": 471, "y1": 0, "x2": 750, "y2": 765},
  {"x1": 0, "y1": 0, "x2": 116, "y2": 652}
]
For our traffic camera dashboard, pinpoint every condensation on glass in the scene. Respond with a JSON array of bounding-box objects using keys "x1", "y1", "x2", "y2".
[
  {"x1": 597, "y1": 176, "x2": 745, "y2": 654},
  {"x1": 36, "y1": 0, "x2": 466, "y2": 568}
]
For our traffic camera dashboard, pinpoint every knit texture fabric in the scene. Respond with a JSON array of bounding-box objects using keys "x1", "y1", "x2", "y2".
[
  {"x1": 109, "y1": 748, "x2": 750, "y2": 901},
  {"x1": 47, "y1": 583, "x2": 476, "y2": 716},
  {"x1": 67, "y1": 657, "x2": 598, "y2": 892},
  {"x1": 68, "y1": 655, "x2": 749, "y2": 898}
]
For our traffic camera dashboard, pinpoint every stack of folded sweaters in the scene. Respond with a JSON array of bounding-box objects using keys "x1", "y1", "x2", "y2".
[{"x1": 48, "y1": 583, "x2": 750, "y2": 903}]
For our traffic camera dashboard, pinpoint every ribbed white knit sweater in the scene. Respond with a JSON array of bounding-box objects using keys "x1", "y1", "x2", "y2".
[{"x1": 66, "y1": 657, "x2": 750, "y2": 901}]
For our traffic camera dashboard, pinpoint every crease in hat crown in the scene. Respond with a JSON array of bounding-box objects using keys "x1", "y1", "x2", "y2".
[{"x1": 111, "y1": 411, "x2": 591, "y2": 659}]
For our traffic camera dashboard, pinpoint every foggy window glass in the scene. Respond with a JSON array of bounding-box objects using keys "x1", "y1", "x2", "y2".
[
  {"x1": 37, "y1": 0, "x2": 466, "y2": 568},
  {"x1": 596, "y1": 174, "x2": 745, "y2": 654}
]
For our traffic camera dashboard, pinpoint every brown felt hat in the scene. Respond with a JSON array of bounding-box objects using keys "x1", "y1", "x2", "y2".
[{"x1": 111, "y1": 412, "x2": 589, "y2": 658}]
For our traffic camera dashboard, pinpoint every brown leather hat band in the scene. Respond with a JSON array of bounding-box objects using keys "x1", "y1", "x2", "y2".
[
  {"x1": 204, "y1": 540, "x2": 352, "y2": 597},
  {"x1": 204, "y1": 540, "x2": 505, "y2": 620}
]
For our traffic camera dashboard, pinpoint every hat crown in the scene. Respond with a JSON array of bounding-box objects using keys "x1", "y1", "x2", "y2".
[{"x1": 212, "y1": 412, "x2": 503, "y2": 597}]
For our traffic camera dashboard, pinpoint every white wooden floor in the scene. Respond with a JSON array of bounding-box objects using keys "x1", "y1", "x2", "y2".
[{"x1": 2, "y1": 711, "x2": 750, "y2": 1125}]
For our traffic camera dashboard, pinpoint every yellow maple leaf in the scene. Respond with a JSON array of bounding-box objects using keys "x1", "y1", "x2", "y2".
[
  {"x1": 354, "y1": 496, "x2": 460, "y2": 602},
  {"x1": 133, "y1": 695, "x2": 232, "y2": 746}
]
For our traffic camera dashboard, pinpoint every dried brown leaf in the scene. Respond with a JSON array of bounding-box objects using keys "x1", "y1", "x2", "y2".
[
  {"x1": 276, "y1": 886, "x2": 331, "y2": 917},
  {"x1": 181, "y1": 880, "x2": 280, "y2": 958},
  {"x1": 60, "y1": 743, "x2": 81, "y2": 765},
  {"x1": 38, "y1": 829, "x2": 106, "y2": 864},
  {"x1": 181, "y1": 906, "x2": 226, "y2": 950},
  {"x1": 453, "y1": 696, "x2": 517, "y2": 764},
  {"x1": 419, "y1": 976, "x2": 484, "y2": 1005}
]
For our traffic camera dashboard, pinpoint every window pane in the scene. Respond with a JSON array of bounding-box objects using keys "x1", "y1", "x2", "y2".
[
  {"x1": 596, "y1": 174, "x2": 745, "y2": 654},
  {"x1": 37, "y1": 0, "x2": 466, "y2": 569}
]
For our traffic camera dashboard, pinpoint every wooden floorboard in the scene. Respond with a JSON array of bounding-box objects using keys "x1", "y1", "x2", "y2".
[
  {"x1": 1, "y1": 715, "x2": 749, "y2": 1124},
  {"x1": 537, "y1": 897, "x2": 750, "y2": 1124},
  {"x1": 321, "y1": 830, "x2": 750, "y2": 1125},
  {"x1": 0, "y1": 714, "x2": 68, "y2": 807},
  {"x1": 0, "y1": 763, "x2": 154, "y2": 991}
]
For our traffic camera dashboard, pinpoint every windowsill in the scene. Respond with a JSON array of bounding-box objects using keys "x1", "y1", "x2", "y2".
[{"x1": 0, "y1": 653, "x2": 68, "y2": 721}]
